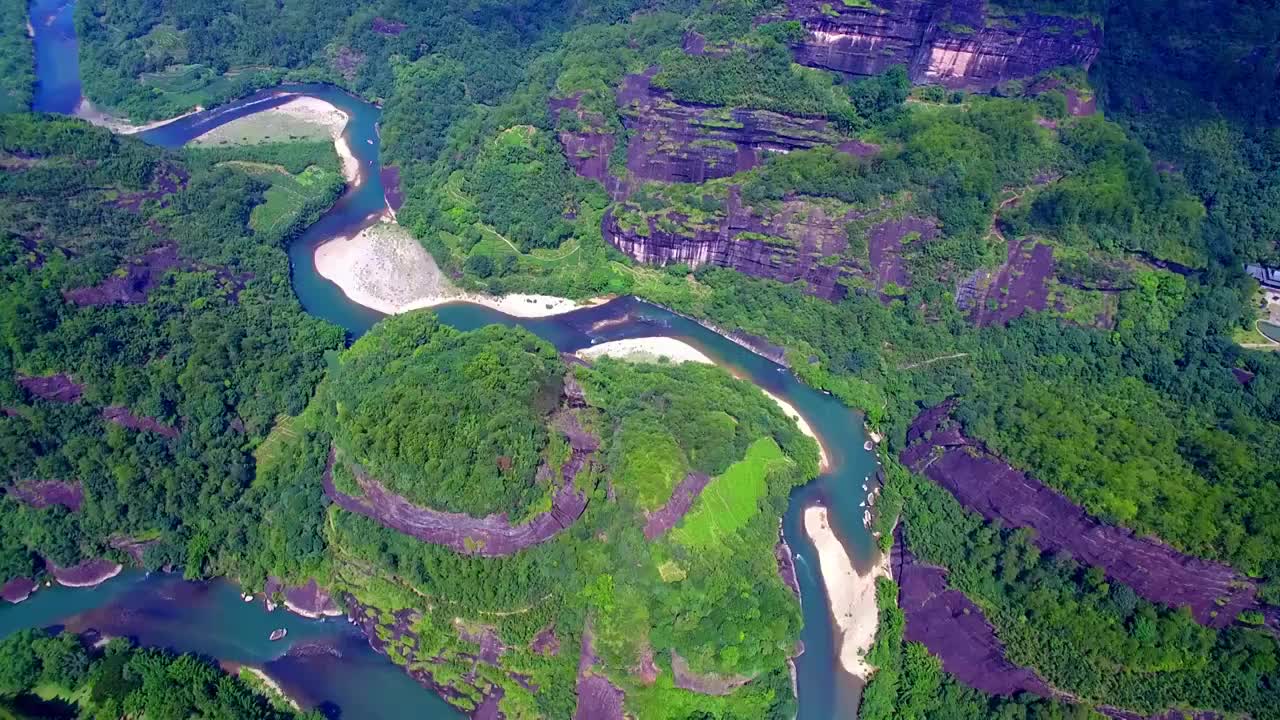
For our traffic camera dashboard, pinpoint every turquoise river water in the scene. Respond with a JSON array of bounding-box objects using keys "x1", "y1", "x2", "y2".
[{"x1": 10, "y1": 2, "x2": 880, "y2": 716}]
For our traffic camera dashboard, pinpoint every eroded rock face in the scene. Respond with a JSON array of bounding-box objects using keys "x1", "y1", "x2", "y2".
[
  {"x1": 604, "y1": 187, "x2": 859, "y2": 300},
  {"x1": 550, "y1": 72, "x2": 845, "y2": 199},
  {"x1": 784, "y1": 0, "x2": 1101, "y2": 90},
  {"x1": 617, "y1": 71, "x2": 843, "y2": 187}
]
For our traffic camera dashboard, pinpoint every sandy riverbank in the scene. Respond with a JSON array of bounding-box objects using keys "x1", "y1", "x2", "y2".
[
  {"x1": 580, "y1": 337, "x2": 830, "y2": 471},
  {"x1": 578, "y1": 337, "x2": 714, "y2": 365},
  {"x1": 760, "y1": 387, "x2": 831, "y2": 472},
  {"x1": 239, "y1": 666, "x2": 302, "y2": 712},
  {"x1": 75, "y1": 99, "x2": 205, "y2": 135},
  {"x1": 313, "y1": 221, "x2": 609, "y2": 318},
  {"x1": 188, "y1": 96, "x2": 359, "y2": 183},
  {"x1": 274, "y1": 97, "x2": 358, "y2": 184},
  {"x1": 804, "y1": 505, "x2": 888, "y2": 682}
]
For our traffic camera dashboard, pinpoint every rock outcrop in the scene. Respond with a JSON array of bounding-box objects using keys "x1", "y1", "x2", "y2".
[
  {"x1": 550, "y1": 71, "x2": 846, "y2": 199},
  {"x1": 891, "y1": 530, "x2": 1051, "y2": 697},
  {"x1": 616, "y1": 71, "x2": 843, "y2": 187},
  {"x1": 784, "y1": 0, "x2": 1102, "y2": 90},
  {"x1": 604, "y1": 186, "x2": 861, "y2": 300}
]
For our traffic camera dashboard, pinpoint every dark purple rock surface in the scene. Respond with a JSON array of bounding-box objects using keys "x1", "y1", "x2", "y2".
[
  {"x1": 370, "y1": 17, "x2": 407, "y2": 35},
  {"x1": 1, "y1": 577, "x2": 36, "y2": 604},
  {"x1": 9, "y1": 479, "x2": 83, "y2": 511},
  {"x1": 616, "y1": 71, "x2": 843, "y2": 187},
  {"x1": 47, "y1": 558, "x2": 121, "y2": 587},
  {"x1": 16, "y1": 373, "x2": 83, "y2": 403},
  {"x1": 102, "y1": 405, "x2": 179, "y2": 438},
  {"x1": 281, "y1": 578, "x2": 342, "y2": 617},
  {"x1": 891, "y1": 535, "x2": 1050, "y2": 697},
  {"x1": 573, "y1": 628, "x2": 625, "y2": 720},
  {"x1": 959, "y1": 238, "x2": 1054, "y2": 326},
  {"x1": 643, "y1": 471, "x2": 710, "y2": 540},
  {"x1": 63, "y1": 245, "x2": 182, "y2": 307},
  {"x1": 868, "y1": 215, "x2": 936, "y2": 297},
  {"x1": 604, "y1": 186, "x2": 863, "y2": 301},
  {"x1": 323, "y1": 402, "x2": 596, "y2": 556},
  {"x1": 901, "y1": 402, "x2": 1280, "y2": 631},
  {"x1": 381, "y1": 166, "x2": 404, "y2": 211},
  {"x1": 531, "y1": 625, "x2": 561, "y2": 656}
]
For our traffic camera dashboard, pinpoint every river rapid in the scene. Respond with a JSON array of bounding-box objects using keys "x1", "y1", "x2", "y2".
[{"x1": 9, "y1": 3, "x2": 881, "y2": 717}]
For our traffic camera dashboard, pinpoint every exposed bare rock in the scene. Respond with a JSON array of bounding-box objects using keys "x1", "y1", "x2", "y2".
[
  {"x1": 381, "y1": 166, "x2": 404, "y2": 212},
  {"x1": 784, "y1": 0, "x2": 1102, "y2": 91},
  {"x1": 1, "y1": 577, "x2": 37, "y2": 604},
  {"x1": 901, "y1": 401, "x2": 1280, "y2": 631},
  {"x1": 102, "y1": 405, "x2": 179, "y2": 438},
  {"x1": 574, "y1": 626, "x2": 625, "y2": 720},
  {"x1": 531, "y1": 624, "x2": 561, "y2": 656},
  {"x1": 643, "y1": 471, "x2": 711, "y2": 540},
  {"x1": 47, "y1": 558, "x2": 122, "y2": 588},
  {"x1": 108, "y1": 535, "x2": 157, "y2": 564},
  {"x1": 616, "y1": 71, "x2": 844, "y2": 186},
  {"x1": 282, "y1": 578, "x2": 343, "y2": 618},
  {"x1": 62, "y1": 244, "x2": 251, "y2": 307},
  {"x1": 960, "y1": 238, "x2": 1054, "y2": 325},
  {"x1": 670, "y1": 651, "x2": 752, "y2": 695},
  {"x1": 371, "y1": 17, "x2": 406, "y2": 35},
  {"x1": 604, "y1": 187, "x2": 862, "y2": 301},
  {"x1": 892, "y1": 532, "x2": 1049, "y2": 696},
  {"x1": 776, "y1": 539, "x2": 801, "y2": 597},
  {"x1": 868, "y1": 215, "x2": 937, "y2": 297},
  {"x1": 16, "y1": 373, "x2": 83, "y2": 403},
  {"x1": 457, "y1": 621, "x2": 506, "y2": 666},
  {"x1": 63, "y1": 245, "x2": 182, "y2": 306},
  {"x1": 633, "y1": 643, "x2": 659, "y2": 686},
  {"x1": 551, "y1": 71, "x2": 849, "y2": 200},
  {"x1": 9, "y1": 479, "x2": 83, "y2": 510},
  {"x1": 324, "y1": 448, "x2": 590, "y2": 557}
]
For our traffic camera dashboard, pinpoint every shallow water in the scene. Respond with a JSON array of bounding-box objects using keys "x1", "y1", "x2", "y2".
[{"x1": 14, "y1": 5, "x2": 879, "y2": 717}]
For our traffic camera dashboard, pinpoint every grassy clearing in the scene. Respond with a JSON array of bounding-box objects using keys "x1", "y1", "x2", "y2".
[
  {"x1": 192, "y1": 111, "x2": 335, "y2": 147},
  {"x1": 672, "y1": 437, "x2": 788, "y2": 548},
  {"x1": 253, "y1": 414, "x2": 299, "y2": 470},
  {"x1": 226, "y1": 163, "x2": 341, "y2": 235}
]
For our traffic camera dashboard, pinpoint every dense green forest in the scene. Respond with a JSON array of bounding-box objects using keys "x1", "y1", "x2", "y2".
[
  {"x1": 5, "y1": 0, "x2": 1280, "y2": 717},
  {"x1": 0, "y1": 0, "x2": 32, "y2": 112},
  {"x1": 272, "y1": 311, "x2": 819, "y2": 718},
  {"x1": 0, "y1": 629, "x2": 317, "y2": 719},
  {"x1": 0, "y1": 114, "x2": 345, "y2": 581}
]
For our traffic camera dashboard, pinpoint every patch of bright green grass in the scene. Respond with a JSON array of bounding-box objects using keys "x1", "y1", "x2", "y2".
[
  {"x1": 253, "y1": 414, "x2": 299, "y2": 470},
  {"x1": 672, "y1": 437, "x2": 788, "y2": 548},
  {"x1": 229, "y1": 164, "x2": 340, "y2": 235}
]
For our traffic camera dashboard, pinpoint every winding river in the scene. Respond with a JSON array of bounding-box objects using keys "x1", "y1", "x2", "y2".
[{"x1": 11, "y1": 2, "x2": 880, "y2": 717}]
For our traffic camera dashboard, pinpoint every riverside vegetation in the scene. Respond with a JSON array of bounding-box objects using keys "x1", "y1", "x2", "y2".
[
  {"x1": 3, "y1": 0, "x2": 1280, "y2": 718},
  {"x1": 0, "y1": 628, "x2": 320, "y2": 720}
]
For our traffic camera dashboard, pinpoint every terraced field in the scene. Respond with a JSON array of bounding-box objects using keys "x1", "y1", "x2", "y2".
[
  {"x1": 672, "y1": 436, "x2": 789, "y2": 548},
  {"x1": 222, "y1": 161, "x2": 343, "y2": 236}
]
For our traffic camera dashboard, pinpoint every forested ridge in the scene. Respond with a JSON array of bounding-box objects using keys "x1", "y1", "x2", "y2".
[
  {"x1": 3, "y1": 0, "x2": 1280, "y2": 718},
  {"x1": 275, "y1": 312, "x2": 819, "y2": 717},
  {"x1": 0, "y1": 113, "x2": 345, "y2": 583}
]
